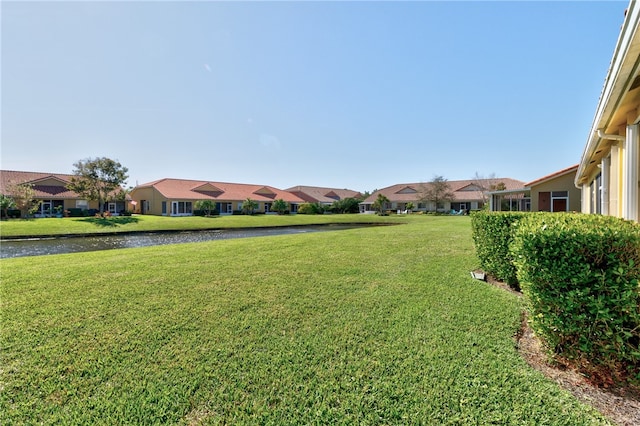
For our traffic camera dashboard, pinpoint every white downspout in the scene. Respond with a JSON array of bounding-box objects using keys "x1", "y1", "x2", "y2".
[{"x1": 596, "y1": 129, "x2": 625, "y2": 141}]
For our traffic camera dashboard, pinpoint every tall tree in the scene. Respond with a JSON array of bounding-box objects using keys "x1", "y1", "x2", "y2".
[
  {"x1": 67, "y1": 157, "x2": 129, "y2": 215},
  {"x1": 7, "y1": 181, "x2": 40, "y2": 217},
  {"x1": 420, "y1": 176, "x2": 455, "y2": 212},
  {"x1": 472, "y1": 172, "x2": 506, "y2": 207}
]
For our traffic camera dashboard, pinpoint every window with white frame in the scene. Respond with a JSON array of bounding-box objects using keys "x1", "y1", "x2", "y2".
[{"x1": 76, "y1": 200, "x2": 89, "y2": 210}]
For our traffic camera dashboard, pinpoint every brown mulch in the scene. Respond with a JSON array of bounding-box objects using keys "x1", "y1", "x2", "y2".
[{"x1": 478, "y1": 272, "x2": 640, "y2": 426}]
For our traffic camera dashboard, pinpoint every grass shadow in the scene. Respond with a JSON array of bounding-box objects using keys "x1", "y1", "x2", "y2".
[{"x1": 78, "y1": 216, "x2": 141, "y2": 228}]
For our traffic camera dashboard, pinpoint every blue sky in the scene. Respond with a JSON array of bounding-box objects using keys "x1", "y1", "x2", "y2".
[{"x1": 1, "y1": 1, "x2": 628, "y2": 193}]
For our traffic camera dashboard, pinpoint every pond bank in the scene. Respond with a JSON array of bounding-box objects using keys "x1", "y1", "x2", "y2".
[{"x1": 1, "y1": 223, "x2": 390, "y2": 259}]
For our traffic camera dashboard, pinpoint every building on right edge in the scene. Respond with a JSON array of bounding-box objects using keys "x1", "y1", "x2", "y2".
[{"x1": 575, "y1": 0, "x2": 640, "y2": 222}]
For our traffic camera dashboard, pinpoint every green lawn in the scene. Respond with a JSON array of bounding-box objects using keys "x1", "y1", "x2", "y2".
[
  {"x1": 0, "y1": 216, "x2": 609, "y2": 424},
  {"x1": 0, "y1": 213, "x2": 397, "y2": 238}
]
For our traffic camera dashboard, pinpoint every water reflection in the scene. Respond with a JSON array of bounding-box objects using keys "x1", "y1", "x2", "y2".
[{"x1": 1, "y1": 225, "x2": 366, "y2": 259}]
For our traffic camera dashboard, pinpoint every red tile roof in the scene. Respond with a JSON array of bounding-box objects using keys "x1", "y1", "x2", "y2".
[
  {"x1": 285, "y1": 185, "x2": 362, "y2": 204},
  {"x1": 134, "y1": 178, "x2": 306, "y2": 203},
  {"x1": 1, "y1": 170, "x2": 128, "y2": 200},
  {"x1": 0, "y1": 170, "x2": 79, "y2": 199}
]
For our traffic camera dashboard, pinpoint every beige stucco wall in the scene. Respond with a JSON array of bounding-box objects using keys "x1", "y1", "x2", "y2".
[
  {"x1": 130, "y1": 187, "x2": 164, "y2": 215},
  {"x1": 130, "y1": 187, "x2": 279, "y2": 216},
  {"x1": 530, "y1": 172, "x2": 581, "y2": 212}
]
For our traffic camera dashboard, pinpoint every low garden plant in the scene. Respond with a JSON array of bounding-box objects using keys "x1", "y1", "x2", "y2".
[{"x1": 0, "y1": 216, "x2": 609, "y2": 424}]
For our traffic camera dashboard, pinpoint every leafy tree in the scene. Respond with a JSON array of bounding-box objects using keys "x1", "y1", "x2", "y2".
[
  {"x1": 271, "y1": 199, "x2": 289, "y2": 215},
  {"x1": 195, "y1": 199, "x2": 217, "y2": 216},
  {"x1": 7, "y1": 181, "x2": 40, "y2": 217},
  {"x1": 372, "y1": 193, "x2": 390, "y2": 215},
  {"x1": 330, "y1": 197, "x2": 360, "y2": 214},
  {"x1": 242, "y1": 198, "x2": 258, "y2": 215},
  {"x1": 0, "y1": 194, "x2": 16, "y2": 219},
  {"x1": 67, "y1": 157, "x2": 129, "y2": 215},
  {"x1": 472, "y1": 172, "x2": 505, "y2": 207},
  {"x1": 420, "y1": 176, "x2": 454, "y2": 212},
  {"x1": 405, "y1": 201, "x2": 414, "y2": 212}
]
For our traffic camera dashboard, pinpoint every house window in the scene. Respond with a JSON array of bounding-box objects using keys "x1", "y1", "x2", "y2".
[
  {"x1": 76, "y1": 200, "x2": 88, "y2": 210},
  {"x1": 171, "y1": 201, "x2": 192, "y2": 215},
  {"x1": 162, "y1": 202, "x2": 167, "y2": 215},
  {"x1": 551, "y1": 191, "x2": 569, "y2": 212}
]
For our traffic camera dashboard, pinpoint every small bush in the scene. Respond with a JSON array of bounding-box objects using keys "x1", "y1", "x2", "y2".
[
  {"x1": 6, "y1": 209, "x2": 21, "y2": 219},
  {"x1": 471, "y1": 211, "x2": 527, "y2": 288},
  {"x1": 66, "y1": 208, "x2": 85, "y2": 217},
  {"x1": 193, "y1": 209, "x2": 219, "y2": 217},
  {"x1": 297, "y1": 203, "x2": 324, "y2": 215},
  {"x1": 511, "y1": 213, "x2": 640, "y2": 385}
]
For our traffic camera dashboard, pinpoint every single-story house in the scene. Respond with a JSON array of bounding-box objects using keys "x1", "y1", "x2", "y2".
[
  {"x1": 285, "y1": 185, "x2": 362, "y2": 206},
  {"x1": 0, "y1": 170, "x2": 128, "y2": 217},
  {"x1": 489, "y1": 165, "x2": 580, "y2": 212},
  {"x1": 526, "y1": 165, "x2": 581, "y2": 212},
  {"x1": 575, "y1": 0, "x2": 639, "y2": 222},
  {"x1": 130, "y1": 178, "x2": 306, "y2": 216},
  {"x1": 360, "y1": 178, "x2": 525, "y2": 214}
]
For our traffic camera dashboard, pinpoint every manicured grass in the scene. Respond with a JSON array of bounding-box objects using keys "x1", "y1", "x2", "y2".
[
  {"x1": 0, "y1": 214, "x2": 398, "y2": 238},
  {"x1": 1, "y1": 216, "x2": 609, "y2": 424}
]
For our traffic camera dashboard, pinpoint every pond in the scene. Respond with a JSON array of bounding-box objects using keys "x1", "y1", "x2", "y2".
[{"x1": 1, "y1": 224, "x2": 370, "y2": 259}]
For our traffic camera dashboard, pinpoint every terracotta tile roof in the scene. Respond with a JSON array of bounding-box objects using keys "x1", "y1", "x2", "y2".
[
  {"x1": 524, "y1": 165, "x2": 578, "y2": 187},
  {"x1": 285, "y1": 185, "x2": 362, "y2": 204},
  {"x1": 135, "y1": 178, "x2": 306, "y2": 203},
  {"x1": 361, "y1": 178, "x2": 525, "y2": 203},
  {"x1": 1, "y1": 169, "x2": 128, "y2": 200},
  {"x1": 0, "y1": 170, "x2": 77, "y2": 198}
]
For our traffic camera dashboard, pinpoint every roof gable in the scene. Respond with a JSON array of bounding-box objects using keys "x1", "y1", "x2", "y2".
[
  {"x1": 192, "y1": 182, "x2": 223, "y2": 193},
  {"x1": 395, "y1": 186, "x2": 418, "y2": 194},
  {"x1": 192, "y1": 182, "x2": 224, "y2": 198},
  {"x1": 253, "y1": 186, "x2": 277, "y2": 199},
  {"x1": 324, "y1": 190, "x2": 340, "y2": 200},
  {"x1": 28, "y1": 176, "x2": 70, "y2": 186},
  {"x1": 457, "y1": 183, "x2": 485, "y2": 192}
]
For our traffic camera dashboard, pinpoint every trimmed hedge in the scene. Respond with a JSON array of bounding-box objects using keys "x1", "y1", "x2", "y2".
[
  {"x1": 511, "y1": 213, "x2": 640, "y2": 384},
  {"x1": 471, "y1": 211, "x2": 527, "y2": 288}
]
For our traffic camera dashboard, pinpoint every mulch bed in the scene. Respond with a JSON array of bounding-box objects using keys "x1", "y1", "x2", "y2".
[{"x1": 476, "y1": 271, "x2": 640, "y2": 425}]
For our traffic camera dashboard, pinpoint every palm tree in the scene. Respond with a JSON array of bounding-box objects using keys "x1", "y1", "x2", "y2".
[
  {"x1": 372, "y1": 193, "x2": 390, "y2": 215},
  {"x1": 242, "y1": 198, "x2": 258, "y2": 215}
]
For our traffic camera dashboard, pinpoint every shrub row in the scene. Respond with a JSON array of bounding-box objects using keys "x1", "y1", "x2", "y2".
[
  {"x1": 471, "y1": 211, "x2": 527, "y2": 288},
  {"x1": 472, "y1": 211, "x2": 640, "y2": 385}
]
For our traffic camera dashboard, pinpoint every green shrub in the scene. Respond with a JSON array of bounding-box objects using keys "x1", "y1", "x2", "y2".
[
  {"x1": 66, "y1": 208, "x2": 85, "y2": 217},
  {"x1": 511, "y1": 213, "x2": 640, "y2": 385},
  {"x1": 297, "y1": 203, "x2": 324, "y2": 215},
  {"x1": 471, "y1": 211, "x2": 527, "y2": 288}
]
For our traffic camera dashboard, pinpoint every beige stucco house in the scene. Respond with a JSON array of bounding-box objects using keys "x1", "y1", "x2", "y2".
[
  {"x1": 285, "y1": 185, "x2": 362, "y2": 206},
  {"x1": 526, "y1": 165, "x2": 581, "y2": 212},
  {"x1": 575, "y1": 0, "x2": 640, "y2": 222},
  {"x1": 130, "y1": 178, "x2": 305, "y2": 216},
  {"x1": 361, "y1": 178, "x2": 525, "y2": 214},
  {"x1": 0, "y1": 170, "x2": 128, "y2": 217}
]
